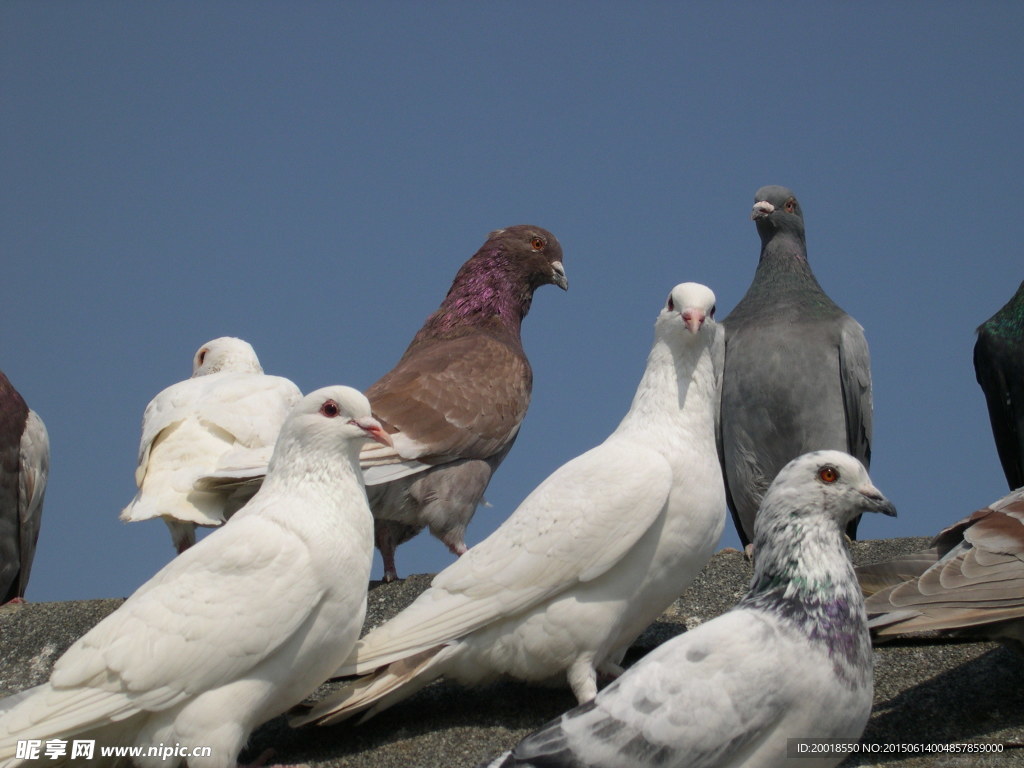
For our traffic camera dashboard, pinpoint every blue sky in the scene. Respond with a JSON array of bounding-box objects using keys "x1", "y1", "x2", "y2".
[{"x1": 3, "y1": 2, "x2": 1022, "y2": 602}]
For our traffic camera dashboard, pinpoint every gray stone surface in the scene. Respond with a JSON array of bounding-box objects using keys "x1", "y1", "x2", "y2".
[{"x1": 2, "y1": 540, "x2": 1022, "y2": 767}]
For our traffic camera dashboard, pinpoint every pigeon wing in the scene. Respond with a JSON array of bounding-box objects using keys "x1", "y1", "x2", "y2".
[
  {"x1": 502, "y1": 611, "x2": 793, "y2": 768},
  {"x1": 361, "y1": 333, "x2": 531, "y2": 473},
  {"x1": 55, "y1": 514, "x2": 322, "y2": 709},
  {"x1": 339, "y1": 439, "x2": 673, "y2": 673},
  {"x1": 15, "y1": 411, "x2": 48, "y2": 598}
]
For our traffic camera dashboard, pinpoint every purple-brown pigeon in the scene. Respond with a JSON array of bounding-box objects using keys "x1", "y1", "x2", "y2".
[
  {"x1": 0, "y1": 370, "x2": 49, "y2": 604},
  {"x1": 360, "y1": 225, "x2": 567, "y2": 581}
]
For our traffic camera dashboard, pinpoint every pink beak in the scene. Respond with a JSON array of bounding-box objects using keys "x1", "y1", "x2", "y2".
[
  {"x1": 682, "y1": 308, "x2": 706, "y2": 334},
  {"x1": 353, "y1": 417, "x2": 393, "y2": 447}
]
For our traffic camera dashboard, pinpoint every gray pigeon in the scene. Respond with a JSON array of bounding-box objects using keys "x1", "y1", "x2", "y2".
[
  {"x1": 0, "y1": 371, "x2": 49, "y2": 604},
  {"x1": 974, "y1": 279, "x2": 1024, "y2": 491},
  {"x1": 479, "y1": 450, "x2": 896, "y2": 768},
  {"x1": 361, "y1": 225, "x2": 567, "y2": 581},
  {"x1": 720, "y1": 186, "x2": 873, "y2": 548},
  {"x1": 860, "y1": 487, "x2": 1024, "y2": 650}
]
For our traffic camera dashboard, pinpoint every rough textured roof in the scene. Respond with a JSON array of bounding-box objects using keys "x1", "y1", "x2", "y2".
[{"x1": 2, "y1": 539, "x2": 1022, "y2": 767}]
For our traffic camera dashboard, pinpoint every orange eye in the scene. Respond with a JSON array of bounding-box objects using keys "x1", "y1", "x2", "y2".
[
  {"x1": 531, "y1": 237, "x2": 545, "y2": 250},
  {"x1": 784, "y1": 199, "x2": 796, "y2": 213},
  {"x1": 818, "y1": 465, "x2": 839, "y2": 484},
  {"x1": 320, "y1": 400, "x2": 340, "y2": 418}
]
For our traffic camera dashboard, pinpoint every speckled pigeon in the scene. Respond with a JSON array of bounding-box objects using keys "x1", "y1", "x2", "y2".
[
  {"x1": 0, "y1": 370, "x2": 48, "y2": 604},
  {"x1": 478, "y1": 451, "x2": 895, "y2": 768},
  {"x1": 361, "y1": 225, "x2": 567, "y2": 582},
  {"x1": 860, "y1": 487, "x2": 1024, "y2": 650},
  {"x1": 720, "y1": 186, "x2": 873, "y2": 548},
  {"x1": 294, "y1": 283, "x2": 724, "y2": 726},
  {"x1": 974, "y1": 280, "x2": 1024, "y2": 491}
]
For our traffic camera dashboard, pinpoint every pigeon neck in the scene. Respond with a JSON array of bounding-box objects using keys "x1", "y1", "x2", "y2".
[
  {"x1": 732, "y1": 234, "x2": 834, "y2": 313},
  {"x1": 985, "y1": 281, "x2": 1024, "y2": 337},
  {"x1": 264, "y1": 435, "x2": 364, "y2": 505},
  {"x1": 616, "y1": 329, "x2": 717, "y2": 443},
  {"x1": 415, "y1": 256, "x2": 530, "y2": 341},
  {"x1": 742, "y1": 517, "x2": 871, "y2": 687}
]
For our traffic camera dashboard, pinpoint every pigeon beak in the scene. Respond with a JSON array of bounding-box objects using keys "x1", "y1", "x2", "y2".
[
  {"x1": 751, "y1": 200, "x2": 775, "y2": 220},
  {"x1": 352, "y1": 417, "x2": 393, "y2": 447},
  {"x1": 859, "y1": 485, "x2": 897, "y2": 517},
  {"x1": 681, "y1": 307, "x2": 706, "y2": 334},
  {"x1": 551, "y1": 261, "x2": 569, "y2": 291}
]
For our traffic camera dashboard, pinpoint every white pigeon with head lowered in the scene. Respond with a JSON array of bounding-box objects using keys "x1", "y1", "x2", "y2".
[
  {"x1": 0, "y1": 386, "x2": 390, "y2": 768},
  {"x1": 295, "y1": 282, "x2": 726, "y2": 726},
  {"x1": 120, "y1": 336, "x2": 302, "y2": 553},
  {"x1": 480, "y1": 450, "x2": 896, "y2": 768}
]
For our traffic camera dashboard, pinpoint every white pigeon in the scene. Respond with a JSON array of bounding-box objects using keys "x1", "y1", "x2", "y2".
[
  {"x1": 0, "y1": 386, "x2": 391, "y2": 768},
  {"x1": 294, "y1": 282, "x2": 726, "y2": 726},
  {"x1": 480, "y1": 450, "x2": 897, "y2": 768},
  {"x1": 120, "y1": 336, "x2": 302, "y2": 553}
]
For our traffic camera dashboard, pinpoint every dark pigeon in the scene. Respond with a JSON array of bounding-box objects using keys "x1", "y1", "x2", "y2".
[
  {"x1": 720, "y1": 186, "x2": 873, "y2": 548},
  {"x1": 860, "y1": 487, "x2": 1024, "y2": 651},
  {"x1": 974, "y1": 279, "x2": 1024, "y2": 491},
  {"x1": 0, "y1": 370, "x2": 49, "y2": 603},
  {"x1": 478, "y1": 451, "x2": 895, "y2": 768},
  {"x1": 361, "y1": 225, "x2": 567, "y2": 581}
]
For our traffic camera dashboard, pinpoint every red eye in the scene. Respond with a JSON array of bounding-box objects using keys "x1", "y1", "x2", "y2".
[
  {"x1": 320, "y1": 400, "x2": 340, "y2": 418},
  {"x1": 818, "y1": 466, "x2": 839, "y2": 484},
  {"x1": 784, "y1": 199, "x2": 796, "y2": 213},
  {"x1": 530, "y1": 237, "x2": 545, "y2": 250}
]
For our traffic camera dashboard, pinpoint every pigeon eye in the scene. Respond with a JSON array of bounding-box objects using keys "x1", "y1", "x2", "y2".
[
  {"x1": 530, "y1": 237, "x2": 545, "y2": 250},
  {"x1": 320, "y1": 400, "x2": 341, "y2": 418},
  {"x1": 667, "y1": 296, "x2": 675, "y2": 311},
  {"x1": 709, "y1": 305, "x2": 716, "y2": 319},
  {"x1": 818, "y1": 465, "x2": 839, "y2": 484},
  {"x1": 784, "y1": 199, "x2": 796, "y2": 213},
  {"x1": 197, "y1": 349, "x2": 207, "y2": 366}
]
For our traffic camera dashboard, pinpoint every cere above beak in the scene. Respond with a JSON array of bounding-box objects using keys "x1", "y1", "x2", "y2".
[
  {"x1": 682, "y1": 308, "x2": 706, "y2": 334},
  {"x1": 751, "y1": 200, "x2": 775, "y2": 220}
]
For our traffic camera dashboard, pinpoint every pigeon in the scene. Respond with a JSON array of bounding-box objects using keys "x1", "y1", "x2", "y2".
[
  {"x1": 0, "y1": 371, "x2": 49, "y2": 604},
  {"x1": 294, "y1": 282, "x2": 725, "y2": 726},
  {"x1": 0, "y1": 386, "x2": 391, "y2": 768},
  {"x1": 198, "y1": 226, "x2": 568, "y2": 582},
  {"x1": 480, "y1": 450, "x2": 897, "y2": 768},
  {"x1": 120, "y1": 336, "x2": 302, "y2": 553},
  {"x1": 860, "y1": 487, "x2": 1024, "y2": 650},
  {"x1": 720, "y1": 185, "x2": 873, "y2": 549},
  {"x1": 974, "y1": 279, "x2": 1024, "y2": 491}
]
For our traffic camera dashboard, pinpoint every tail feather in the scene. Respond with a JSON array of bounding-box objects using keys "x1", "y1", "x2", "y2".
[
  {"x1": 0, "y1": 685, "x2": 142, "y2": 765},
  {"x1": 292, "y1": 645, "x2": 449, "y2": 727}
]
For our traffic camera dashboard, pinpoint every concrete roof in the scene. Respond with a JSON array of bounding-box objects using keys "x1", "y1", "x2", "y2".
[{"x1": 2, "y1": 539, "x2": 1022, "y2": 767}]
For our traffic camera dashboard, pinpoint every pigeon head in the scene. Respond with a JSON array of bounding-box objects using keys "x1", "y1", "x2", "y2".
[
  {"x1": 191, "y1": 337, "x2": 263, "y2": 376},
  {"x1": 482, "y1": 224, "x2": 568, "y2": 292},
  {"x1": 751, "y1": 185, "x2": 805, "y2": 246},
  {"x1": 659, "y1": 282, "x2": 717, "y2": 336},
  {"x1": 420, "y1": 225, "x2": 567, "y2": 339},
  {"x1": 757, "y1": 451, "x2": 896, "y2": 542},
  {"x1": 282, "y1": 386, "x2": 392, "y2": 451}
]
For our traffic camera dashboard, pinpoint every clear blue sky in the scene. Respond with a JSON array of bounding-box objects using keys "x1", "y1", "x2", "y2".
[{"x1": 3, "y1": 2, "x2": 1021, "y2": 602}]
